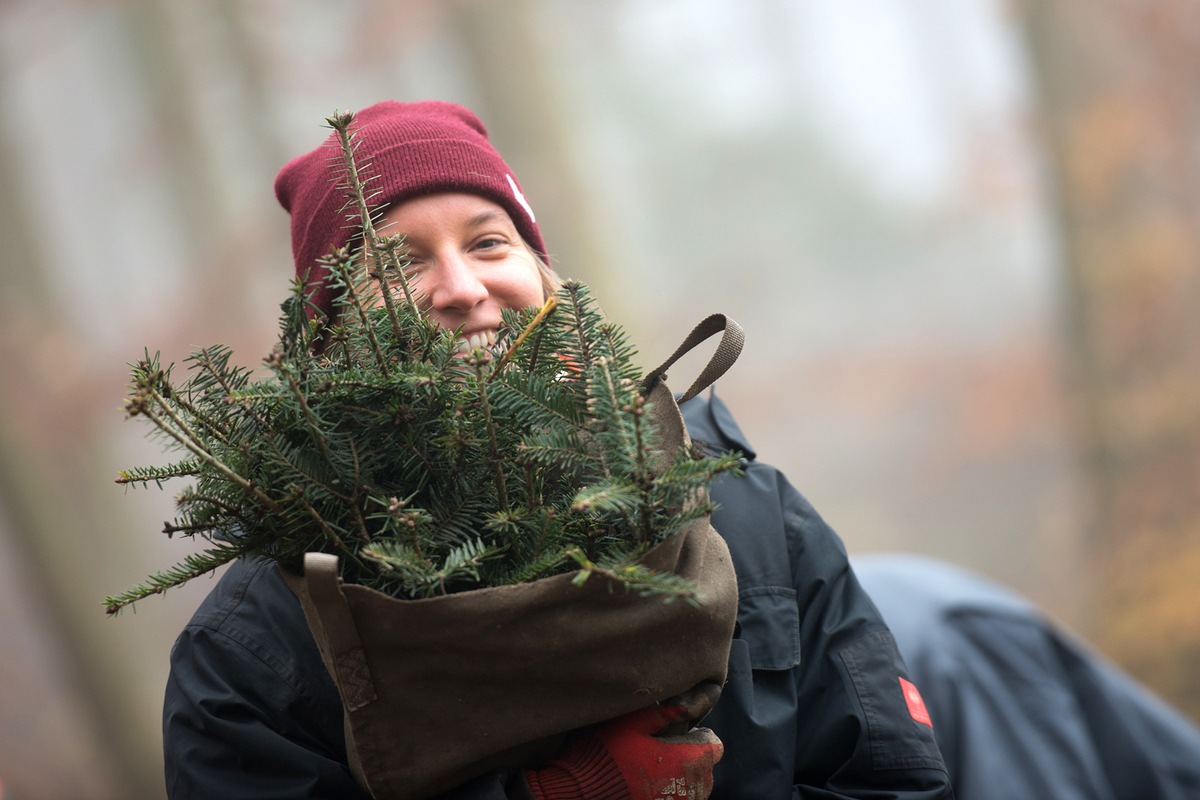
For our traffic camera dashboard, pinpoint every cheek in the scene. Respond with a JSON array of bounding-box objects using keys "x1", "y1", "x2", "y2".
[{"x1": 503, "y1": 259, "x2": 549, "y2": 309}]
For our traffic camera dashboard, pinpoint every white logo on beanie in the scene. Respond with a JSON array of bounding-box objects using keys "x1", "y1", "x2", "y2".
[{"x1": 506, "y1": 174, "x2": 536, "y2": 223}]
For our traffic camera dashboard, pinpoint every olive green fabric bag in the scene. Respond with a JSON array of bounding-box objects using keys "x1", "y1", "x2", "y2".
[{"x1": 284, "y1": 314, "x2": 745, "y2": 800}]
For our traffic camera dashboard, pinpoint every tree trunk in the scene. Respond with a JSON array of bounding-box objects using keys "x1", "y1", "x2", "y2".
[
  {"x1": 0, "y1": 76, "x2": 165, "y2": 800},
  {"x1": 1020, "y1": 0, "x2": 1200, "y2": 720}
]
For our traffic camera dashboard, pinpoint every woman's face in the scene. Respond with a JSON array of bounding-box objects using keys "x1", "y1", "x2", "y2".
[{"x1": 370, "y1": 192, "x2": 546, "y2": 351}]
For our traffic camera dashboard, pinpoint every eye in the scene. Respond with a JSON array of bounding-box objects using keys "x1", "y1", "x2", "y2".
[
  {"x1": 402, "y1": 253, "x2": 429, "y2": 274},
  {"x1": 472, "y1": 236, "x2": 512, "y2": 255}
]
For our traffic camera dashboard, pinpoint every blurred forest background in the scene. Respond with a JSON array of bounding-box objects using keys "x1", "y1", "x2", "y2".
[{"x1": 0, "y1": 0, "x2": 1197, "y2": 798}]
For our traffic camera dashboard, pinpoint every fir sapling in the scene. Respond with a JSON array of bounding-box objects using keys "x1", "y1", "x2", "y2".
[{"x1": 105, "y1": 110, "x2": 741, "y2": 615}]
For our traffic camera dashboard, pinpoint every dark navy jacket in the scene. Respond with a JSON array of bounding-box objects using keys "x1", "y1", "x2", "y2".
[
  {"x1": 163, "y1": 394, "x2": 952, "y2": 799},
  {"x1": 855, "y1": 553, "x2": 1200, "y2": 800}
]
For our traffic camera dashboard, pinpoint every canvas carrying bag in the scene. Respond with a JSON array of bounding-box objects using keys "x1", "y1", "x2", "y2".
[{"x1": 284, "y1": 313, "x2": 745, "y2": 800}]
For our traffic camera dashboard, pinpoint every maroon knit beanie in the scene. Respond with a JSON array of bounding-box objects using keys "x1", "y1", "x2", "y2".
[{"x1": 274, "y1": 100, "x2": 548, "y2": 319}]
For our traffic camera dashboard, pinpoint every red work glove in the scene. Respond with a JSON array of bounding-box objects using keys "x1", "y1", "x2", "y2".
[{"x1": 523, "y1": 704, "x2": 723, "y2": 800}]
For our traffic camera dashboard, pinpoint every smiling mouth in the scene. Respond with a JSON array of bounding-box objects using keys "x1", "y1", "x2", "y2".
[{"x1": 456, "y1": 330, "x2": 498, "y2": 355}]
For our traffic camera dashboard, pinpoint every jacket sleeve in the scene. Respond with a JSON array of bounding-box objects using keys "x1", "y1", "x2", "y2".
[
  {"x1": 777, "y1": 478, "x2": 952, "y2": 798},
  {"x1": 164, "y1": 623, "x2": 369, "y2": 800},
  {"x1": 683, "y1": 393, "x2": 953, "y2": 799}
]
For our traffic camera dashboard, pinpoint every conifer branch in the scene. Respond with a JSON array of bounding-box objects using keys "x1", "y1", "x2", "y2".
[
  {"x1": 104, "y1": 540, "x2": 247, "y2": 614},
  {"x1": 473, "y1": 355, "x2": 508, "y2": 509},
  {"x1": 108, "y1": 107, "x2": 737, "y2": 613},
  {"x1": 274, "y1": 350, "x2": 340, "y2": 474},
  {"x1": 563, "y1": 282, "x2": 594, "y2": 369},
  {"x1": 374, "y1": 233, "x2": 421, "y2": 327},
  {"x1": 490, "y1": 296, "x2": 558, "y2": 380},
  {"x1": 137, "y1": 388, "x2": 281, "y2": 515},
  {"x1": 324, "y1": 249, "x2": 391, "y2": 377},
  {"x1": 329, "y1": 110, "x2": 419, "y2": 337},
  {"x1": 115, "y1": 460, "x2": 201, "y2": 487}
]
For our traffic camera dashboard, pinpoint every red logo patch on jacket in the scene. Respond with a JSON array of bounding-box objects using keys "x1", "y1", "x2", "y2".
[{"x1": 899, "y1": 676, "x2": 932, "y2": 728}]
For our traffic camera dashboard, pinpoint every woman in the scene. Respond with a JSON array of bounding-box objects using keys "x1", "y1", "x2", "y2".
[{"x1": 162, "y1": 99, "x2": 953, "y2": 800}]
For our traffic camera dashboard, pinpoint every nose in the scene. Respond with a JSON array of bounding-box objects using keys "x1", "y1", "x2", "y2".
[{"x1": 426, "y1": 252, "x2": 488, "y2": 313}]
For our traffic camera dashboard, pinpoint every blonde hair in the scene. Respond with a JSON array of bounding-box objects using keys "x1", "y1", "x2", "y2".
[{"x1": 528, "y1": 244, "x2": 562, "y2": 299}]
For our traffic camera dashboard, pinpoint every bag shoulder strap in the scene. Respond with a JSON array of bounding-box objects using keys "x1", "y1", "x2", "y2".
[
  {"x1": 641, "y1": 313, "x2": 744, "y2": 404},
  {"x1": 303, "y1": 552, "x2": 378, "y2": 711}
]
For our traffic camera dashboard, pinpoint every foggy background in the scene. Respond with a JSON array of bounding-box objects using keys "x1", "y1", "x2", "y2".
[{"x1": 1, "y1": 1, "x2": 1197, "y2": 797}]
